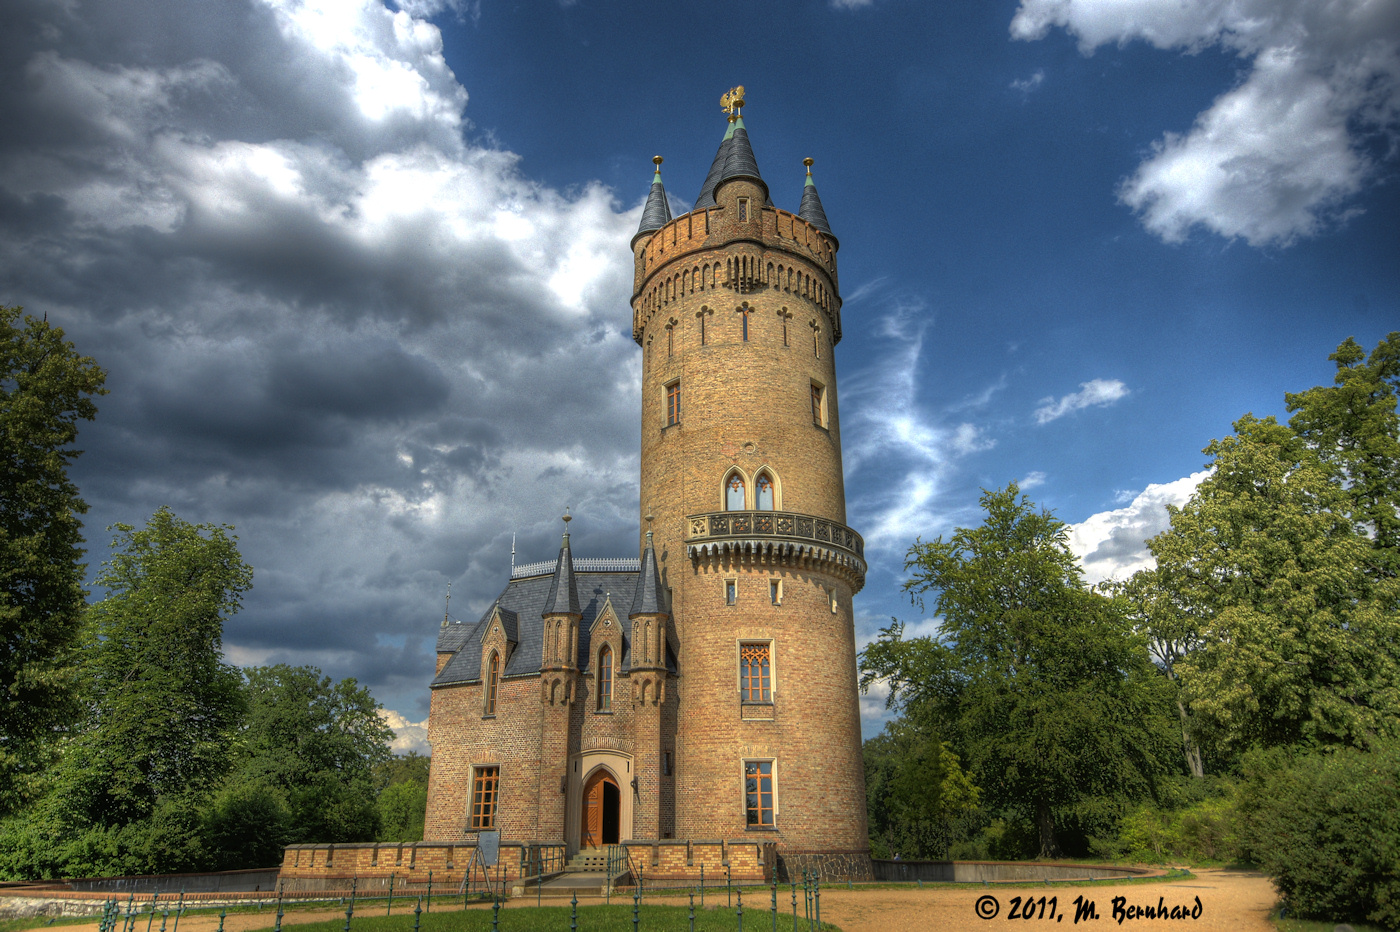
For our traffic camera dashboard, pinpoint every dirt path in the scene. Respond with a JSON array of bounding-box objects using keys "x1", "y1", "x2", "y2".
[{"x1": 12, "y1": 869, "x2": 1280, "y2": 932}]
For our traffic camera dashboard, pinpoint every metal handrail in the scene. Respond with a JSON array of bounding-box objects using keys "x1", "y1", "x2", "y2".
[{"x1": 685, "y1": 510, "x2": 864, "y2": 560}]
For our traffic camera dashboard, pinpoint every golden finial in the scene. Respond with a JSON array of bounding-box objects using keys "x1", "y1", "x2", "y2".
[
  {"x1": 721, "y1": 86, "x2": 747, "y2": 118},
  {"x1": 653, "y1": 155, "x2": 663, "y2": 166},
  {"x1": 804, "y1": 157, "x2": 814, "y2": 175}
]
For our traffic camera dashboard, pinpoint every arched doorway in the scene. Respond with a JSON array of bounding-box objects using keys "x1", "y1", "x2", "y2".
[{"x1": 580, "y1": 769, "x2": 620, "y2": 849}]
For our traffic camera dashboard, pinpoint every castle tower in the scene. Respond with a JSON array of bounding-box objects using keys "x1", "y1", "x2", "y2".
[{"x1": 631, "y1": 90, "x2": 871, "y2": 877}]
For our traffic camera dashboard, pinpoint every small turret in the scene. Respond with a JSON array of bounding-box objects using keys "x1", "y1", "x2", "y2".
[
  {"x1": 542, "y1": 512, "x2": 580, "y2": 616},
  {"x1": 798, "y1": 158, "x2": 837, "y2": 248},
  {"x1": 633, "y1": 156, "x2": 673, "y2": 248},
  {"x1": 629, "y1": 520, "x2": 669, "y2": 618}
]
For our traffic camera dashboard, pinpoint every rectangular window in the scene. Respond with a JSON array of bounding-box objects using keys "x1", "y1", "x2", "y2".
[
  {"x1": 740, "y1": 643, "x2": 771, "y2": 702},
  {"x1": 663, "y1": 751, "x2": 673, "y2": 776},
  {"x1": 469, "y1": 766, "x2": 499, "y2": 830},
  {"x1": 737, "y1": 198, "x2": 749, "y2": 222},
  {"x1": 726, "y1": 579, "x2": 737, "y2": 605},
  {"x1": 744, "y1": 760, "x2": 774, "y2": 827},
  {"x1": 811, "y1": 382, "x2": 825, "y2": 427},
  {"x1": 666, "y1": 380, "x2": 680, "y2": 426},
  {"x1": 770, "y1": 580, "x2": 781, "y2": 605}
]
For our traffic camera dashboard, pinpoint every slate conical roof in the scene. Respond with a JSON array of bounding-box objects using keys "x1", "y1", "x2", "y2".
[
  {"x1": 633, "y1": 158, "x2": 673, "y2": 247},
  {"x1": 629, "y1": 530, "x2": 669, "y2": 617},
  {"x1": 798, "y1": 160, "x2": 836, "y2": 246},
  {"x1": 693, "y1": 119, "x2": 737, "y2": 209},
  {"x1": 542, "y1": 529, "x2": 581, "y2": 616}
]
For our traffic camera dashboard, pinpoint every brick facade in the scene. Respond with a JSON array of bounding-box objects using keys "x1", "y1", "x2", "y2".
[{"x1": 421, "y1": 104, "x2": 872, "y2": 882}]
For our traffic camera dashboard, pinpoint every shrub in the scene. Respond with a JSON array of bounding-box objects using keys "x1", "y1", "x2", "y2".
[{"x1": 1240, "y1": 742, "x2": 1400, "y2": 929}]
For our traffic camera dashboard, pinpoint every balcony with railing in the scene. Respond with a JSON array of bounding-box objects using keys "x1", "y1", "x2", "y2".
[{"x1": 684, "y1": 510, "x2": 865, "y2": 586}]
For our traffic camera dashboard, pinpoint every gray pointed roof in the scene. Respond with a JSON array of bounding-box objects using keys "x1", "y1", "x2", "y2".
[
  {"x1": 629, "y1": 532, "x2": 669, "y2": 617},
  {"x1": 543, "y1": 532, "x2": 581, "y2": 615},
  {"x1": 481, "y1": 604, "x2": 518, "y2": 644},
  {"x1": 431, "y1": 566, "x2": 678, "y2": 686},
  {"x1": 693, "y1": 120, "x2": 737, "y2": 209},
  {"x1": 633, "y1": 164, "x2": 673, "y2": 246},
  {"x1": 799, "y1": 169, "x2": 837, "y2": 247}
]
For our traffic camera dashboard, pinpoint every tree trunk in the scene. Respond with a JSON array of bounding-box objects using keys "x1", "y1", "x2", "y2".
[
  {"x1": 1177, "y1": 697, "x2": 1204, "y2": 778},
  {"x1": 1035, "y1": 801, "x2": 1061, "y2": 859}
]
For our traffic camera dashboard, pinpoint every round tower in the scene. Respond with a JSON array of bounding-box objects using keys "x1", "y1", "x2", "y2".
[{"x1": 631, "y1": 91, "x2": 871, "y2": 878}]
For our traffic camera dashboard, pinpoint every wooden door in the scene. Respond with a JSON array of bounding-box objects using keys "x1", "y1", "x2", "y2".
[{"x1": 580, "y1": 770, "x2": 616, "y2": 849}]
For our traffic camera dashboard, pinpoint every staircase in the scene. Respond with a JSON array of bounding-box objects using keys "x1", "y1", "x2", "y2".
[{"x1": 565, "y1": 848, "x2": 611, "y2": 873}]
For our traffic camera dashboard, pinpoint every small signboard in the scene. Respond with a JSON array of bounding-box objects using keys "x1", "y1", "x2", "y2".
[{"x1": 477, "y1": 829, "x2": 500, "y2": 867}]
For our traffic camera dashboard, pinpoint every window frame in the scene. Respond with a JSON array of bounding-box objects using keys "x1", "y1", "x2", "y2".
[
  {"x1": 469, "y1": 765, "x2": 500, "y2": 831},
  {"x1": 596, "y1": 644, "x2": 613, "y2": 712},
  {"x1": 665, "y1": 379, "x2": 681, "y2": 427},
  {"x1": 725, "y1": 578, "x2": 738, "y2": 606},
  {"x1": 810, "y1": 381, "x2": 827, "y2": 429},
  {"x1": 743, "y1": 759, "x2": 775, "y2": 829},
  {"x1": 769, "y1": 579, "x2": 782, "y2": 605},
  {"x1": 725, "y1": 471, "x2": 746, "y2": 511},
  {"x1": 739, "y1": 641, "x2": 772, "y2": 704},
  {"x1": 484, "y1": 650, "x2": 499, "y2": 716}
]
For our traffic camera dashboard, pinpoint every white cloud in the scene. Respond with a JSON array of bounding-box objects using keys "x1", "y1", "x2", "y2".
[
  {"x1": 830, "y1": 0, "x2": 875, "y2": 9},
  {"x1": 379, "y1": 708, "x2": 431, "y2": 755},
  {"x1": 1019, "y1": 469, "x2": 1047, "y2": 490},
  {"x1": 842, "y1": 301, "x2": 999, "y2": 551},
  {"x1": 1067, "y1": 470, "x2": 1210, "y2": 584},
  {"x1": 1011, "y1": 68, "x2": 1045, "y2": 93},
  {"x1": 1034, "y1": 377, "x2": 1129, "y2": 423},
  {"x1": 1011, "y1": 0, "x2": 1400, "y2": 246}
]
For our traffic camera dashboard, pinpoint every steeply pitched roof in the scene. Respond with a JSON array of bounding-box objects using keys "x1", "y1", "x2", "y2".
[
  {"x1": 629, "y1": 531, "x2": 668, "y2": 617},
  {"x1": 633, "y1": 159, "x2": 673, "y2": 246},
  {"x1": 798, "y1": 163, "x2": 836, "y2": 245},
  {"x1": 432, "y1": 568, "x2": 680, "y2": 686},
  {"x1": 692, "y1": 119, "x2": 736, "y2": 210},
  {"x1": 542, "y1": 532, "x2": 581, "y2": 616}
]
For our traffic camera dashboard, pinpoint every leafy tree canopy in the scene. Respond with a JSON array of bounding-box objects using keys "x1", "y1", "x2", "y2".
[
  {"x1": 862, "y1": 485, "x2": 1179, "y2": 858},
  {"x1": 0, "y1": 306, "x2": 106, "y2": 812}
]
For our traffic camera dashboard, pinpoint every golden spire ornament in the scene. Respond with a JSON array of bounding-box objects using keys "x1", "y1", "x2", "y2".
[{"x1": 720, "y1": 86, "x2": 746, "y2": 118}]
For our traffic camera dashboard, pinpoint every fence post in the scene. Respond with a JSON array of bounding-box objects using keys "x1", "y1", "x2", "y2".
[
  {"x1": 145, "y1": 895, "x2": 158, "y2": 932},
  {"x1": 737, "y1": 886, "x2": 744, "y2": 932},
  {"x1": 633, "y1": 886, "x2": 640, "y2": 932},
  {"x1": 727, "y1": 863, "x2": 732, "y2": 908},
  {"x1": 790, "y1": 878, "x2": 797, "y2": 932},
  {"x1": 171, "y1": 889, "x2": 185, "y2": 932},
  {"x1": 216, "y1": 909, "x2": 225, "y2": 932},
  {"x1": 814, "y1": 876, "x2": 820, "y2": 931},
  {"x1": 387, "y1": 873, "x2": 395, "y2": 915},
  {"x1": 349, "y1": 878, "x2": 358, "y2": 916},
  {"x1": 771, "y1": 879, "x2": 777, "y2": 932},
  {"x1": 413, "y1": 898, "x2": 422, "y2": 932},
  {"x1": 343, "y1": 895, "x2": 354, "y2": 932},
  {"x1": 700, "y1": 863, "x2": 705, "y2": 908},
  {"x1": 570, "y1": 893, "x2": 578, "y2": 932},
  {"x1": 427, "y1": 870, "x2": 433, "y2": 913},
  {"x1": 689, "y1": 889, "x2": 696, "y2": 932},
  {"x1": 491, "y1": 898, "x2": 500, "y2": 932}
]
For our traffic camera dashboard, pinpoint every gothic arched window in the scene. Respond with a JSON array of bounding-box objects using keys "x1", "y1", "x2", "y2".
[
  {"x1": 756, "y1": 473, "x2": 775, "y2": 511},
  {"x1": 726, "y1": 473, "x2": 746, "y2": 511},
  {"x1": 597, "y1": 645, "x2": 612, "y2": 712},
  {"x1": 485, "y1": 650, "x2": 500, "y2": 715}
]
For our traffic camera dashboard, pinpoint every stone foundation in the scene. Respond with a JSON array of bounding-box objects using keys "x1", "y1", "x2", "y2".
[{"x1": 776, "y1": 849, "x2": 873, "y2": 883}]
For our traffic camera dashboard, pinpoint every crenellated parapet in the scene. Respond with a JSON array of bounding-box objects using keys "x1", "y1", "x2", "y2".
[{"x1": 632, "y1": 206, "x2": 841, "y2": 346}]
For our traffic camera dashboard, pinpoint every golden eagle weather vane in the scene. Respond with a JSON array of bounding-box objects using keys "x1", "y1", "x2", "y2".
[{"x1": 721, "y1": 85, "x2": 746, "y2": 119}]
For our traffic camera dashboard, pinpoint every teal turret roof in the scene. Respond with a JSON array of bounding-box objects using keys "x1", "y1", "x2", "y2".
[
  {"x1": 798, "y1": 159, "x2": 837, "y2": 247},
  {"x1": 633, "y1": 156, "x2": 672, "y2": 247}
]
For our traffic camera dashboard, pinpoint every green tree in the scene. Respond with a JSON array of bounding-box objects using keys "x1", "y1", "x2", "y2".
[
  {"x1": 1286, "y1": 333, "x2": 1400, "y2": 578},
  {"x1": 76, "y1": 508, "x2": 252, "y2": 825},
  {"x1": 863, "y1": 485, "x2": 1179, "y2": 857},
  {"x1": 863, "y1": 704, "x2": 979, "y2": 859},
  {"x1": 1147, "y1": 415, "x2": 1400, "y2": 755},
  {"x1": 233, "y1": 665, "x2": 392, "y2": 843},
  {"x1": 0, "y1": 306, "x2": 106, "y2": 812},
  {"x1": 0, "y1": 508, "x2": 252, "y2": 878}
]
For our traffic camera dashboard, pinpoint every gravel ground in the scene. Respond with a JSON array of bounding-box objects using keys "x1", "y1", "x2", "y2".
[{"x1": 13, "y1": 868, "x2": 1279, "y2": 932}]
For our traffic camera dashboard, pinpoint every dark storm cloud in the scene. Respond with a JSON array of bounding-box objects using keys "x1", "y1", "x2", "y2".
[{"x1": 1, "y1": 0, "x2": 645, "y2": 721}]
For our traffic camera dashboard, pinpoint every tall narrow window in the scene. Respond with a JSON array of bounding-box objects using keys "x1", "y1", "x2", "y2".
[
  {"x1": 811, "y1": 383, "x2": 825, "y2": 428},
  {"x1": 597, "y1": 645, "x2": 612, "y2": 712},
  {"x1": 770, "y1": 580, "x2": 782, "y2": 605},
  {"x1": 470, "y1": 766, "x2": 499, "y2": 829},
  {"x1": 666, "y1": 381, "x2": 680, "y2": 426},
  {"x1": 485, "y1": 651, "x2": 499, "y2": 715},
  {"x1": 740, "y1": 643, "x2": 771, "y2": 702},
  {"x1": 726, "y1": 473, "x2": 745, "y2": 511},
  {"x1": 756, "y1": 473, "x2": 774, "y2": 510},
  {"x1": 737, "y1": 197, "x2": 749, "y2": 222},
  {"x1": 726, "y1": 579, "x2": 738, "y2": 605},
  {"x1": 813, "y1": 324, "x2": 822, "y2": 359},
  {"x1": 667, "y1": 323, "x2": 674, "y2": 356},
  {"x1": 739, "y1": 304, "x2": 753, "y2": 341},
  {"x1": 744, "y1": 761, "x2": 774, "y2": 827},
  {"x1": 699, "y1": 311, "x2": 706, "y2": 345}
]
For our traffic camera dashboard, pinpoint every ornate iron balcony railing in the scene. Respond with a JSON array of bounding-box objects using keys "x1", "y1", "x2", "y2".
[{"x1": 685, "y1": 510, "x2": 864, "y2": 561}]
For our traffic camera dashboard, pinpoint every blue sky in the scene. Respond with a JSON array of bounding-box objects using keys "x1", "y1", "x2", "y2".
[{"x1": 1, "y1": 0, "x2": 1396, "y2": 748}]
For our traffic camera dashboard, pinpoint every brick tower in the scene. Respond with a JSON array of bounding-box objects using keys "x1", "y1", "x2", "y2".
[{"x1": 631, "y1": 88, "x2": 871, "y2": 878}]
